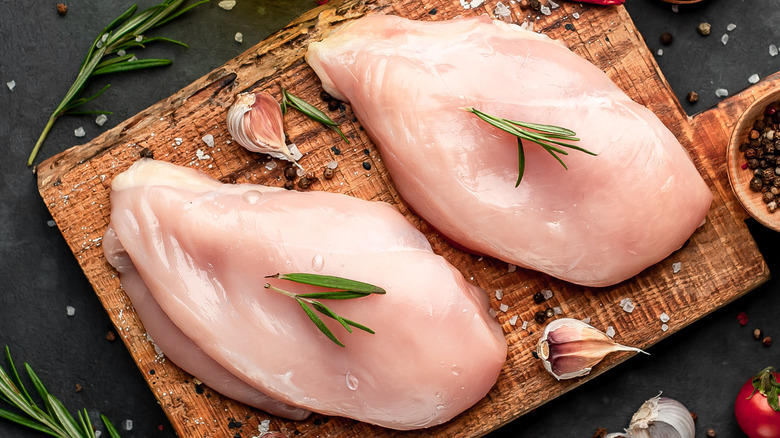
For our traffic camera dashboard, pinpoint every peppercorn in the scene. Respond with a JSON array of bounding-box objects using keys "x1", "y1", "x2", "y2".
[
  {"x1": 323, "y1": 167, "x2": 334, "y2": 179},
  {"x1": 283, "y1": 180, "x2": 295, "y2": 190},
  {"x1": 739, "y1": 142, "x2": 749, "y2": 152},
  {"x1": 706, "y1": 428, "x2": 716, "y2": 437},
  {"x1": 769, "y1": 201, "x2": 778, "y2": 213},
  {"x1": 659, "y1": 32, "x2": 674, "y2": 46},
  {"x1": 763, "y1": 192, "x2": 775, "y2": 204},
  {"x1": 748, "y1": 158, "x2": 760, "y2": 169},
  {"x1": 746, "y1": 148, "x2": 757, "y2": 159},
  {"x1": 750, "y1": 130, "x2": 761, "y2": 140},
  {"x1": 529, "y1": 0, "x2": 541, "y2": 10},
  {"x1": 106, "y1": 331, "x2": 116, "y2": 342},
  {"x1": 697, "y1": 22, "x2": 711, "y2": 36},
  {"x1": 764, "y1": 336, "x2": 773, "y2": 347},
  {"x1": 327, "y1": 99, "x2": 340, "y2": 111},
  {"x1": 532, "y1": 292, "x2": 545, "y2": 304},
  {"x1": 545, "y1": 308, "x2": 554, "y2": 319},
  {"x1": 534, "y1": 310, "x2": 547, "y2": 324},
  {"x1": 57, "y1": 3, "x2": 67, "y2": 15},
  {"x1": 754, "y1": 328, "x2": 763, "y2": 340},
  {"x1": 518, "y1": 0, "x2": 531, "y2": 8},
  {"x1": 284, "y1": 166, "x2": 297, "y2": 181},
  {"x1": 297, "y1": 176, "x2": 312, "y2": 189},
  {"x1": 750, "y1": 176, "x2": 764, "y2": 191},
  {"x1": 764, "y1": 168, "x2": 776, "y2": 182},
  {"x1": 686, "y1": 91, "x2": 699, "y2": 103},
  {"x1": 755, "y1": 119, "x2": 767, "y2": 131},
  {"x1": 320, "y1": 90, "x2": 333, "y2": 102},
  {"x1": 140, "y1": 147, "x2": 154, "y2": 159}
]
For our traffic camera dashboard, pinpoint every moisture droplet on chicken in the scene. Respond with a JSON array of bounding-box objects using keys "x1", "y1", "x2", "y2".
[
  {"x1": 306, "y1": 15, "x2": 713, "y2": 287},
  {"x1": 103, "y1": 159, "x2": 507, "y2": 430}
]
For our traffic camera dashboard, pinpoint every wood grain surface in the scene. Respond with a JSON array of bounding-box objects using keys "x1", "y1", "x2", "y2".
[{"x1": 36, "y1": 0, "x2": 772, "y2": 437}]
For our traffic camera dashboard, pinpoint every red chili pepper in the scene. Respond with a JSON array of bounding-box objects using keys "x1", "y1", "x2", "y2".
[
  {"x1": 737, "y1": 312, "x2": 749, "y2": 326},
  {"x1": 571, "y1": 0, "x2": 625, "y2": 4},
  {"x1": 742, "y1": 163, "x2": 749, "y2": 170}
]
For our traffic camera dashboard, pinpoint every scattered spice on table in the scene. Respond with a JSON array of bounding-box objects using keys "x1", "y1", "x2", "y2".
[
  {"x1": 763, "y1": 336, "x2": 773, "y2": 347},
  {"x1": 687, "y1": 91, "x2": 699, "y2": 103},
  {"x1": 706, "y1": 427, "x2": 716, "y2": 437},
  {"x1": 660, "y1": 32, "x2": 674, "y2": 46},
  {"x1": 754, "y1": 328, "x2": 764, "y2": 340},
  {"x1": 105, "y1": 330, "x2": 116, "y2": 341},
  {"x1": 56, "y1": 2, "x2": 67, "y2": 15},
  {"x1": 697, "y1": 22, "x2": 711, "y2": 36},
  {"x1": 592, "y1": 427, "x2": 607, "y2": 438}
]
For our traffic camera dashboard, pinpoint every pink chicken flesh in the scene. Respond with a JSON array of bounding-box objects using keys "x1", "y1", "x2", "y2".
[
  {"x1": 306, "y1": 15, "x2": 713, "y2": 287},
  {"x1": 103, "y1": 159, "x2": 507, "y2": 430}
]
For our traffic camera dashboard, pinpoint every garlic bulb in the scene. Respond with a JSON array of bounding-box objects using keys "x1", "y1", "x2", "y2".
[
  {"x1": 536, "y1": 318, "x2": 647, "y2": 380},
  {"x1": 227, "y1": 91, "x2": 302, "y2": 165},
  {"x1": 604, "y1": 395, "x2": 695, "y2": 438}
]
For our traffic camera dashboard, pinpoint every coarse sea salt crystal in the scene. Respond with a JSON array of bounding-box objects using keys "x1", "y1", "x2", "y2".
[
  {"x1": 748, "y1": 74, "x2": 760, "y2": 84},
  {"x1": 770, "y1": 44, "x2": 779, "y2": 57},
  {"x1": 459, "y1": 0, "x2": 470, "y2": 9},
  {"x1": 657, "y1": 49, "x2": 663, "y2": 56},
  {"x1": 548, "y1": 0, "x2": 559, "y2": 9},
  {"x1": 572, "y1": 12, "x2": 580, "y2": 19},
  {"x1": 175, "y1": 137, "x2": 183, "y2": 146},
  {"x1": 671, "y1": 4, "x2": 678, "y2": 12},
  {"x1": 95, "y1": 114, "x2": 108, "y2": 126},
  {"x1": 620, "y1": 297, "x2": 635, "y2": 313},
  {"x1": 234, "y1": 32, "x2": 243, "y2": 43},
  {"x1": 499, "y1": 303, "x2": 509, "y2": 313},
  {"x1": 264, "y1": 160, "x2": 278, "y2": 171},
  {"x1": 672, "y1": 261, "x2": 682, "y2": 273},
  {"x1": 66, "y1": 306, "x2": 76, "y2": 316},
  {"x1": 541, "y1": 289, "x2": 553, "y2": 300},
  {"x1": 721, "y1": 34, "x2": 729, "y2": 45},
  {"x1": 495, "y1": 289, "x2": 503, "y2": 300},
  {"x1": 296, "y1": 167, "x2": 306, "y2": 178},
  {"x1": 581, "y1": 317, "x2": 591, "y2": 324},
  {"x1": 218, "y1": 0, "x2": 236, "y2": 10},
  {"x1": 494, "y1": 1, "x2": 511, "y2": 17},
  {"x1": 659, "y1": 312, "x2": 670, "y2": 323},
  {"x1": 195, "y1": 149, "x2": 210, "y2": 160},
  {"x1": 202, "y1": 134, "x2": 215, "y2": 148},
  {"x1": 6, "y1": 80, "x2": 15, "y2": 91},
  {"x1": 727, "y1": 23, "x2": 736, "y2": 31},
  {"x1": 507, "y1": 263, "x2": 517, "y2": 273},
  {"x1": 605, "y1": 326, "x2": 615, "y2": 338},
  {"x1": 74, "y1": 127, "x2": 86, "y2": 137},
  {"x1": 123, "y1": 419, "x2": 133, "y2": 431},
  {"x1": 553, "y1": 306, "x2": 563, "y2": 315},
  {"x1": 521, "y1": 320, "x2": 528, "y2": 330},
  {"x1": 539, "y1": 5, "x2": 551, "y2": 15},
  {"x1": 661, "y1": 324, "x2": 669, "y2": 332},
  {"x1": 469, "y1": 0, "x2": 484, "y2": 8},
  {"x1": 509, "y1": 315, "x2": 519, "y2": 326},
  {"x1": 117, "y1": 49, "x2": 126, "y2": 56},
  {"x1": 715, "y1": 88, "x2": 729, "y2": 97},
  {"x1": 47, "y1": 220, "x2": 56, "y2": 227},
  {"x1": 488, "y1": 308, "x2": 498, "y2": 318},
  {"x1": 327, "y1": 160, "x2": 338, "y2": 169}
]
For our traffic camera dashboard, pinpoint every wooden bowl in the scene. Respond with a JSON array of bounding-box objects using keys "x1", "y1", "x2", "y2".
[{"x1": 727, "y1": 88, "x2": 780, "y2": 232}]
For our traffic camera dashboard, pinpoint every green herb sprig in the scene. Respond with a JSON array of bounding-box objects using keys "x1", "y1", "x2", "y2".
[
  {"x1": 28, "y1": 0, "x2": 209, "y2": 166},
  {"x1": 0, "y1": 346, "x2": 121, "y2": 438},
  {"x1": 465, "y1": 107, "x2": 597, "y2": 186},
  {"x1": 264, "y1": 273, "x2": 385, "y2": 347},
  {"x1": 280, "y1": 88, "x2": 350, "y2": 144}
]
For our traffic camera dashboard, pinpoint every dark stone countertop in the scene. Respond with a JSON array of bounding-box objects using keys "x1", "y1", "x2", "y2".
[{"x1": 0, "y1": 1, "x2": 778, "y2": 437}]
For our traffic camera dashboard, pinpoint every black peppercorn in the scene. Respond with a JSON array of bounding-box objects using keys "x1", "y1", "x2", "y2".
[
  {"x1": 755, "y1": 119, "x2": 766, "y2": 131},
  {"x1": 686, "y1": 91, "x2": 699, "y2": 104},
  {"x1": 533, "y1": 292, "x2": 545, "y2": 304},
  {"x1": 748, "y1": 158, "x2": 760, "y2": 169},
  {"x1": 746, "y1": 148, "x2": 757, "y2": 159},
  {"x1": 297, "y1": 176, "x2": 312, "y2": 189},
  {"x1": 327, "y1": 99, "x2": 340, "y2": 111},
  {"x1": 283, "y1": 180, "x2": 295, "y2": 190},
  {"x1": 284, "y1": 166, "x2": 297, "y2": 181},
  {"x1": 764, "y1": 168, "x2": 775, "y2": 181},
  {"x1": 529, "y1": 0, "x2": 541, "y2": 10},
  {"x1": 320, "y1": 90, "x2": 333, "y2": 102},
  {"x1": 763, "y1": 191, "x2": 775, "y2": 203},
  {"x1": 750, "y1": 176, "x2": 763, "y2": 191},
  {"x1": 323, "y1": 167, "x2": 334, "y2": 179},
  {"x1": 534, "y1": 310, "x2": 547, "y2": 324},
  {"x1": 660, "y1": 32, "x2": 674, "y2": 45}
]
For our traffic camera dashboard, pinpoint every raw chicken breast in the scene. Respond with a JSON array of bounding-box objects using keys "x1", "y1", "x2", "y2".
[
  {"x1": 306, "y1": 15, "x2": 713, "y2": 287},
  {"x1": 103, "y1": 159, "x2": 506, "y2": 430}
]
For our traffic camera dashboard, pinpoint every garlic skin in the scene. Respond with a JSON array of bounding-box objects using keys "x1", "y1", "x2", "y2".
[
  {"x1": 227, "y1": 91, "x2": 302, "y2": 164},
  {"x1": 605, "y1": 395, "x2": 695, "y2": 438},
  {"x1": 536, "y1": 318, "x2": 647, "y2": 380}
]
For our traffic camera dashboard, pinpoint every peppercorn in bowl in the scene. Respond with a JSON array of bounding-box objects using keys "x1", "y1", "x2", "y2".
[{"x1": 727, "y1": 87, "x2": 780, "y2": 232}]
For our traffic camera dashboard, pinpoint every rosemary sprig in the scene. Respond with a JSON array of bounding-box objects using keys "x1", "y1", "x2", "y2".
[
  {"x1": 0, "y1": 346, "x2": 121, "y2": 438},
  {"x1": 465, "y1": 107, "x2": 597, "y2": 186},
  {"x1": 280, "y1": 88, "x2": 350, "y2": 144},
  {"x1": 264, "y1": 273, "x2": 385, "y2": 347},
  {"x1": 27, "y1": 0, "x2": 209, "y2": 166}
]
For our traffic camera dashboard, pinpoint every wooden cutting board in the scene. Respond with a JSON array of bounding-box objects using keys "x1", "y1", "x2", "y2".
[{"x1": 36, "y1": 0, "x2": 773, "y2": 437}]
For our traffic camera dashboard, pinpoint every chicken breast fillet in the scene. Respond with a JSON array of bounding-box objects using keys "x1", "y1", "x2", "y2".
[
  {"x1": 306, "y1": 15, "x2": 713, "y2": 287},
  {"x1": 103, "y1": 159, "x2": 506, "y2": 430}
]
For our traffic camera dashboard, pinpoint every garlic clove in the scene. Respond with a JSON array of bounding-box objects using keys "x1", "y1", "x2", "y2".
[
  {"x1": 606, "y1": 395, "x2": 695, "y2": 438},
  {"x1": 536, "y1": 318, "x2": 648, "y2": 380},
  {"x1": 227, "y1": 91, "x2": 300, "y2": 165}
]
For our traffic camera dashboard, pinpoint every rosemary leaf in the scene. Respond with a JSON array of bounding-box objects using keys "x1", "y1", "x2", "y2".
[
  {"x1": 265, "y1": 273, "x2": 384, "y2": 347},
  {"x1": 465, "y1": 107, "x2": 597, "y2": 186},
  {"x1": 281, "y1": 88, "x2": 350, "y2": 144},
  {"x1": 101, "y1": 414, "x2": 122, "y2": 438},
  {"x1": 270, "y1": 272, "x2": 386, "y2": 295},
  {"x1": 47, "y1": 395, "x2": 83, "y2": 438},
  {"x1": 27, "y1": 0, "x2": 207, "y2": 166}
]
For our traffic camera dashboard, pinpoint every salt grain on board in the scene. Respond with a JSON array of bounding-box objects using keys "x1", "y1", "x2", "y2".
[
  {"x1": 553, "y1": 306, "x2": 563, "y2": 315},
  {"x1": 507, "y1": 263, "x2": 517, "y2": 273},
  {"x1": 542, "y1": 289, "x2": 553, "y2": 300},
  {"x1": 721, "y1": 34, "x2": 729, "y2": 45},
  {"x1": 74, "y1": 127, "x2": 86, "y2": 137},
  {"x1": 499, "y1": 303, "x2": 509, "y2": 313},
  {"x1": 657, "y1": 49, "x2": 663, "y2": 56},
  {"x1": 195, "y1": 149, "x2": 210, "y2": 160},
  {"x1": 66, "y1": 306, "x2": 76, "y2": 316},
  {"x1": 494, "y1": 1, "x2": 511, "y2": 18},
  {"x1": 495, "y1": 289, "x2": 503, "y2": 300},
  {"x1": 509, "y1": 315, "x2": 519, "y2": 326},
  {"x1": 727, "y1": 23, "x2": 736, "y2": 31},
  {"x1": 748, "y1": 74, "x2": 760, "y2": 84},
  {"x1": 715, "y1": 88, "x2": 729, "y2": 97},
  {"x1": 95, "y1": 114, "x2": 108, "y2": 126},
  {"x1": 661, "y1": 324, "x2": 669, "y2": 332},
  {"x1": 539, "y1": 5, "x2": 551, "y2": 15},
  {"x1": 469, "y1": 0, "x2": 485, "y2": 8},
  {"x1": 770, "y1": 45, "x2": 779, "y2": 57},
  {"x1": 659, "y1": 312, "x2": 670, "y2": 323},
  {"x1": 202, "y1": 134, "x2": 215, "y2": 148},
  {"x1": 672, "y1": 261, "x2": 682, "y2": 273},
  {"x1": 620, "y1": 297, "x2": 635, "y2": 313},
  {"x1": 548, "y1": 0, "x2": 559, "y2": 9},
  {"x1": 6, "y1": 80, "x2": 15, "y2": 91},
  {"x1": 521, "y1": 321, "x2": 528, "y2": 330},
  {"x1": 572, "y1": 12, "x2": 580, "y2": 19},
  {"x1": 605, "y1": 326, "x2": 616, "y2": 338}
]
